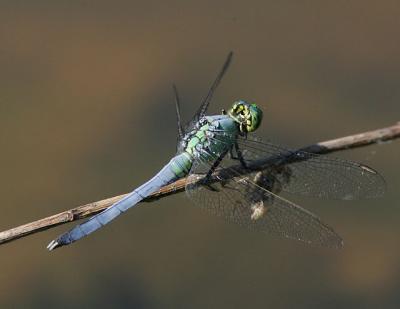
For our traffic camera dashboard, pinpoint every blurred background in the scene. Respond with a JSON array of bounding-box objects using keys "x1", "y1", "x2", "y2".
[{"x1": 0, "y1": 1, "x2": 399, "y2": 308}]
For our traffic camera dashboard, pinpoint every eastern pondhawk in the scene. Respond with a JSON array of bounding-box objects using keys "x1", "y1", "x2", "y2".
[{"x1": 47, "y1": 52, "x2": 385, "y2": 251}]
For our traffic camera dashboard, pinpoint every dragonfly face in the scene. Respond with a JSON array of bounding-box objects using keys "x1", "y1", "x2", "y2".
[{"x1": 228, "y1": 100, "x2": 263, "y2": 133}]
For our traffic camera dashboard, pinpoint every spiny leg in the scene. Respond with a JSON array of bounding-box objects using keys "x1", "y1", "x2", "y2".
[
  {"x1": 229, "y1": 142, "x2": 249, "y2": 169},
  {"x1": 202, "y1": 149, "x2": 229, "y2": 191},
  {"x1": 205, "y1": 149, "x2": 229, "y2": 179}
]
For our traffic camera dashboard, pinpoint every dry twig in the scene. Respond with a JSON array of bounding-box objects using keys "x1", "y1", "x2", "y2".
[{"x1": 0, "y1": 122, "x2": 399, "y2": 246}]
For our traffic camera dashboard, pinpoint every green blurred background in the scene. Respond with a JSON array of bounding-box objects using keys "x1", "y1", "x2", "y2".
[{"x1": 0, "y1": 1, "x2": 399, "y2": 308}]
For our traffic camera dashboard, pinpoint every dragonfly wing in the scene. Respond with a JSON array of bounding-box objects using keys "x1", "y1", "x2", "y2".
[
  {"x1": 206, "y1": 134, "x2": 386, "y2": 199},
  {"x1": 173, "y1": 84, "x2": 184, "y2": 140},
  {"x1": 194, "y1": 51, "x2": 233, "y2": 120},
  {"x1": 185, "y1": 52, "x2": 233, "y2": 132},
  {"x1": 186, "y1": 151, "x2": 343, "y2": 248},
  {"x1": 235, "y1": 135, "x2": 386, "y2": 199}
]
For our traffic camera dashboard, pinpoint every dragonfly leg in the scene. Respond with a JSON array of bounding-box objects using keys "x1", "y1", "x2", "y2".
[
  {"x1": 229, "y1": 142, "x2": 249, "y2": 169},
  {"x1": 205, "y1": 149, "x2": 229, "y2": 179},
  {"x1": 201, "y1": 149, "x2": 230, "y2": 191}
]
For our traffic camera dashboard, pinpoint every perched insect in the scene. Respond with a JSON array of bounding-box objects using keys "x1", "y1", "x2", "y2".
[{"x1": 47, "y1": 52, "x2": 385, "y2": 251}]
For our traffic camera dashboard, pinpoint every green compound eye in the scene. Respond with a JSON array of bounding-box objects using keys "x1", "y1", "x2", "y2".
[
  {"x1": 247, "y1": 103, "x2": 263, "y2": 132},
  {"x1": 228, "y1": 100, "x2": 263, "y2": 133}
]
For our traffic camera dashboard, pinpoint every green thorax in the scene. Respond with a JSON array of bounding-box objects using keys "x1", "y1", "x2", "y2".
[
  {"x1": 184, "y1": 115, "x2": 239, "y2": 161},
  {"x1": 169, "y1": 115, "x2": 238, "y2": 179},
  {"x1": 169, "y1": 101, "x2": 263, "y2": 185}
]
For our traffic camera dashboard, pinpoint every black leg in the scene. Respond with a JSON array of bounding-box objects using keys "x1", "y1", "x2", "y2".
[
  {"x1": 234, "y1": 142, "x2": 249, "y2": 169},
  {"x1": 202, "y1": 149, "x2": 229, "y2": 191},
  {"x1": 205, "y1": 149, "x2": 229, "y2": 179}
]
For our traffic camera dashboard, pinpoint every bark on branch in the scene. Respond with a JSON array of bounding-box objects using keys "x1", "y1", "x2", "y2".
[{"x1": 1, "y1": 122, "x2": 399, "y2": 246}]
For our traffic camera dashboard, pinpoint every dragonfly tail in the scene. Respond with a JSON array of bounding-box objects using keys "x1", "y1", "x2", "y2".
[
  {"x1": 47, "y1": 159, "x2": 183, "y2": 251},
  {"x1": 47, "y1": 190, "x2": 143, "y2": 250}
]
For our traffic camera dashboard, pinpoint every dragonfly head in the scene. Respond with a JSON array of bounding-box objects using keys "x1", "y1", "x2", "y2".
[{"x1": 228, "y1": 100, "x2": 263, "y2": 133}]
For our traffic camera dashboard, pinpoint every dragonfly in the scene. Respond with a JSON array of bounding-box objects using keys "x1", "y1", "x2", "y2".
[{"x1": 47, "y1": 52, "x2": 385, "y2": 251}]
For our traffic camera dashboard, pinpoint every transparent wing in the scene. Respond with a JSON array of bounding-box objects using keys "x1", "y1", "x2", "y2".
[
  {"x1": 185, "y1": 52, "x2": 233, "y2": 132},
  {"x1": 209, "y1": 134, "x2": 385, "y2": 199},
  {"x1": 186, "y1": 149, "x2": 343, "y2": 248},
  {"x1": 193, "y1": 52, "x2": 233, "y2": 121}
]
